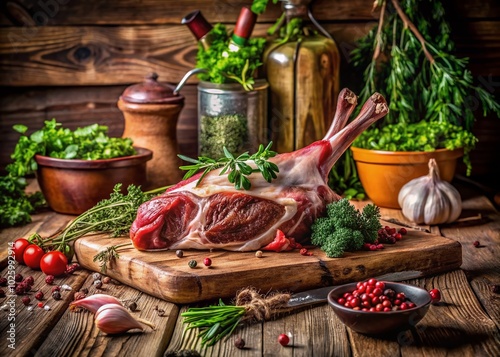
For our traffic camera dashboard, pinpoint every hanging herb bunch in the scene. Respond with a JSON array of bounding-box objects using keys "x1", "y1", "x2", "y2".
[{"x1": 329, "y1": 0, "x2": 500, "y2": 194}]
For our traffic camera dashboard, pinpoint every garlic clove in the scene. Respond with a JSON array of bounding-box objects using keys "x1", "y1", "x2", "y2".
[
  {"x1": 69, "y1": 293, "x2": 122, "y2": 314},
  {"x1": 95, "y1": 304, "x2": 155, "y2": 335}
]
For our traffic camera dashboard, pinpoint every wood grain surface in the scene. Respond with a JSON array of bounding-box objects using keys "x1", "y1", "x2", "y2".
[{"x1": 73, "y1": 221, "x2": 462, "y2": 304}]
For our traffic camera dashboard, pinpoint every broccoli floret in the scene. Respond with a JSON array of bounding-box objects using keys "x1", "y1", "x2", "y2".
[{"x1": 311, "y1": 198, "x2": 382, "y2": 258}]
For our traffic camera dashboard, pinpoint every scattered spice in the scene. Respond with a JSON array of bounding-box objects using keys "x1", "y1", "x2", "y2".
[
  {"x1": 188, "y1": 260, "x2": 197, "y2": 269},
  {"x1": 429, "y1": 288, "x2": 441, "y2": 304},
  {"x1": 278, "y1": 333, "x2": 290, "y2": 346},
  {"x1": 102, "y1": 276, "x2": 111, "y2": 284},
  {"x1": 51, "y1": 286, "x2": 61, "y2": 293},
  {"x1": 24, "y1": 276, "x2": 34, "y2": 286},
  {"x1": 234, "y1": 336, "x2": 245, "y2": 349},
  {"x1": 255, "y1": 250, "x2": 263, "y2": 258},
  {"x1": 74, "y1": 291, "x2": 86, "y2": 301},
  {"x1": 44, "y1": 305, "x2": 51, "y2": 311},
  {"x1": 35, "y1": 291, "x2": 44, "y2": 301},
  {"x1": 300, "y1": 248, "x2": 313, "y2": 256},
  {"x1": 154, "y1": 305, "x2": 166, "y2": 317},
  {"x1": 37, "y1": 302, "x2": 44, "y2": 308},
  {"x1": 0, "y1": 289, "x2": 5, "y2": 298},
  {"x1": 61, "y1": 284, "x2": 72, "y2": 291},
  {"x1": 473, "y1": 241, "x2": 480, "y2": 248},
  {"x1": 94, "y1": 280, "x2": 103, "y2": 289},
  {"x1": 176, "y1": 250, "x2": 184, "y2": 258},
  {"x1": 92, "y1": 272, "x2": 102, "y2": 281},
  {"x1": 80, "y1": 288, "x2": 89, "y2": 294},
  {"x1": 0, "y1": 277, "x2": 7, "y2": 286},
  {"x1": 14, "y1": 274, "x2": 23, "y2": 282},
  {"x1": 45, "y1": 275, "x2": 55, "y2": 284},
  {"x1": 203, "y1": 258, "x2": 212, "y2": 267},
  {"x1": 52, "y1": 291, "x2": 62, "y2": 300},
  {"x1": 127, "y1": 301, "x2": 138, "y2": 312},
  {"x1": 22, "y1": 296, "x2": 30, "y2": 306}
]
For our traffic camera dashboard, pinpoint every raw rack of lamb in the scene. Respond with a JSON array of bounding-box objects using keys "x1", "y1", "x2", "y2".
[{"x1": 130, "y1": 89, "x2": 388, "y2": 251}]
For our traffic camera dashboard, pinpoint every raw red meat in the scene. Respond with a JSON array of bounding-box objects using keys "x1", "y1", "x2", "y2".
[{"x1": 130, "y1": 89, "x2": 388, "y2": 251}]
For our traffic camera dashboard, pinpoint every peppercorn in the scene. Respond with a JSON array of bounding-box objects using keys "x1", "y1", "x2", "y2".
[
  {"x1": 127, "y1": 302, "x2": 138, "y2": 312},
  {"x1": 176, "y1": 250, "x2": 184, "y2": 258},
  {"x1": 52, "y1": 291, "x2": 62, "y2": 300},
  {"x1": 14, "y1": 274, "x2": 23, "y2": 282},
  {"x1": 45, "y1": 275, "x2": 55, "y2": 285},
  {"x1": 23, "y1": 276, "x2": 35, "y2": 287},
  {"x1": 0, "y1": 289, "x2": 5, "y2": 298},
  {"x1": 51, "y1": 286, "x2": 61, "y2": 293},
  {"x1": 255, "y1": 251, "x2": 263, "y2": 258},
  {"x1": 234, "y1": 336, "x2": 245, "y2": 349},
  {"x1": 73, "y1": 291, "x2": 86, "y2": 301},
  {"x1": 203, "y1": 257, "x2": 212, "y2": 267},
  {"x1": 102, "y1": 276, "x2": 111, "y2": 284},
  {"x1": 35, "y1": 291, "x2": 44, "y2": 301},
  {"x1": 473, "y1": 241, "x2": 480, "y2": 248},
  {"x1": 94, "y1": 280, "x2": 103, "y2": 289},
  {"x1": 188, "y1": 260, "x2": 197, "y2": 269},
  {"x1": 22, "y1": 296, "x2": 30, "y2": 306},
  {"x1": 15, "y1": 283, "x2": 27, "y2": 295},
  {"x1": 92, "y1": 272, "x2": 102, "y2": 281},
  {"x1": 80, "y1": 287, "x2": 89, "y2": 294}
]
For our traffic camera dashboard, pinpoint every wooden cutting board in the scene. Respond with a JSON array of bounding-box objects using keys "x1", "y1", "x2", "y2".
[{"x1": 74, "y1": 221, "x2": 462, "y2": 304}]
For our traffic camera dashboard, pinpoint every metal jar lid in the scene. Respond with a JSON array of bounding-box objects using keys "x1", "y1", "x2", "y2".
[{"x1": 120, "y1": 72, "x2": 184, "y2": 105}]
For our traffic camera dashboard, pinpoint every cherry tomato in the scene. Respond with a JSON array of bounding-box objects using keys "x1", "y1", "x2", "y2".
[
  {"x1": 23, "y1": 244, "x2": 45, "y2": 269},
  {"x1": 13, "y1": 238, "x2": 30, "y2": 264},
  {"x1": 40, "y1": 251, "x2": 68, "y2": 276}
]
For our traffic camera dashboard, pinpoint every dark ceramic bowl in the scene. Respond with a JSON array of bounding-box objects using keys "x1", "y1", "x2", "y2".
[
  {"x1": 327, "y1": 282, "x2": 431, "y2": 335},
  {"x1": 35, "y1": 147, "x2": 152, "y2": 215}
]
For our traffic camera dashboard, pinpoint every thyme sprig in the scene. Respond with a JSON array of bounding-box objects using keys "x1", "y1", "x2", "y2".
[
  {"x1": 178, "y1": 142, "x2": 279, "y2": 190},
  {"x1": 93, "y1": 242, "x2": 132, "y2": 273}
]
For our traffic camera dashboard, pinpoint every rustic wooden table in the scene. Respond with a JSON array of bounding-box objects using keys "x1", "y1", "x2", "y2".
[{"x1": 1, "y1": 182, "x2": 499, "y2": 357}]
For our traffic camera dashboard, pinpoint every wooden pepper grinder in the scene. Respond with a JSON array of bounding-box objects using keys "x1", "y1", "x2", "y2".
[{"x1": 118, "y1": 73, "x2": 184, "y2": 190}]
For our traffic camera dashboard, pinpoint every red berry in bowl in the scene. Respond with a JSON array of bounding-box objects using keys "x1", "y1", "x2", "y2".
[{"x1": 429, "y1": 289, "x2": 441, "y2": 303}]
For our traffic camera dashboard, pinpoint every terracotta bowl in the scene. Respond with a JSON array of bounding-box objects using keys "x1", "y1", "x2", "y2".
[
  {"x1": 327, "y1": 282, "x2": 431, "y2": 335},
  {"x1": 35, "y1": 147, "x2": 152, "y2": 215},
  {"x1": 350, "y1": 147, "x2": 463, "y2": 209}
]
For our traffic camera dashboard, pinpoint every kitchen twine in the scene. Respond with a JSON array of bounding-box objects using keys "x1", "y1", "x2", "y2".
[{"x1": 235, "y1": 288, "x2": 292, "y2": 322}]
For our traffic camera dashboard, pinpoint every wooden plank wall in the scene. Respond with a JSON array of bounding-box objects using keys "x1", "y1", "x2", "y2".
[{"x1": 0, "y1": 0, "x2": 499, "y2": 186}]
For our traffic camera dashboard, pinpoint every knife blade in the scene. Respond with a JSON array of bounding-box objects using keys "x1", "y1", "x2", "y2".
[{"x1": 287, "y1": 270, "x2": 423, "y2": 308}]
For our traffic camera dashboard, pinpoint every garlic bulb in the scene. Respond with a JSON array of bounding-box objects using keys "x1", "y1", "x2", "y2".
[{"x1": 398, "y1": 159, "x2": 462, "y2": 225}]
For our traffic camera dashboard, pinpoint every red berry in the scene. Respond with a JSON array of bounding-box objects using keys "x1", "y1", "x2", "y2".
[
  {"x1": 22, "y1": 296, "x2": 30, "y2": 306},
  {"x1": 203, "y1": 257, "x2": 212, "y2": 267},
  {"x1": 337, "y1": 297, "x2": 346, "y2": 305},
  {"x1": 15, "y1": 274, "x2": 23, "y2": 282},
  {"x1": 375, "y1": 281, "x2": 385, "y2": 290},
  {"x1": 396, "y1": 292, "x2": 406, "y2": 300},
  {"x1": 278, "y1": 333, "x2": 290, "y2": 346},
  {"x1": 429, "y1": 289, "x2": 441, "y2": 303},
  {"x1": 35, "y1": 291, "x2": 44, "y2": 301},
  {"x1": 400, "y1": 302, "x2": 408, "y2": 310},
  {"x1": 394, "y1": 233, "x2": 403, "y2": 240},
  {"x1": 398, "y1": 228, "x2": 407, "y2": 235},
  {"x1": 367, "y1": 278, "x2": 378, "y2": 286},
  {"x1": 371, "y1": 296, "x2": 380, "y2": 305},
  {"x1": 382, "y1": 300, "x2": 392, "y2": 308},
  {"x1": 23, "y1": 276, "x2": 35, "y2": 286},
  {"x1": 372, "y1": 287, "x2": 383, "y2": 296}
]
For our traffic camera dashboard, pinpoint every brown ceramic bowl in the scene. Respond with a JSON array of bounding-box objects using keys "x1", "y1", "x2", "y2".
[
  {"x1": 327, "y1": 282, "x2": 431, "y2": 335},
  {"x1": 35, "y1": 147, "x2": 152, "y2": 215}
]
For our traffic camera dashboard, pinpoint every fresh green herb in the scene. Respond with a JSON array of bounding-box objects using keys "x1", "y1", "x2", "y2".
[
  {"x1": 330, "y1": 0, "x2": 499, "y2": 196},
  {"x1": 311, "y1": 199, "x2": 382, "y2": 258},
  {"x1": 195, "y1": 23, "x2": 266, "y2": 90},
  {"x1": 7, "y1": 119, "x2": 136, "y2": 178},
  {"x1": 0, "y1": 175, "x2": 45, "y2": 228},
  {"x1": 251, "y1": 0, "x2": 278, "y2": 15},
  {"x1": 0, "y1": 119, "x2": 137, "y2": 228},
  {"x1": 199, "y1": 114, "x2": 248, "y2": 158},
  {"x1": 182, "y1": 300, "x2": 246, "y2": 347},
  {"x1": 178, "y1": 142, "x2": 279, "y2": 190},
  {"x1": 93, "y1": 243, "x2": 131, "y2": 274},
  {"x1": 31, "y1": 184, "x2": 162, "y2": 270},
  {"x1": 353, "y1": 120, "x2": 478, "y2": 175}
]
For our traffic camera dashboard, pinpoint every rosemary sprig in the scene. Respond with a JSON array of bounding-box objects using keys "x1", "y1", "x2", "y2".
[
  {"x1": 93, "y1": 242, "x2": 132, "y2": 273},
  {"x1": 178, "y1": 142, "x2": 279, "y2": 190}
]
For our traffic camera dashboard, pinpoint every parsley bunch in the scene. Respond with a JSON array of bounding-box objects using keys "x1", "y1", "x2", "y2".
[
  {"x1": 311, "y1": 199, "x2": 382, "y2": 258},
  {"x1": 195, "y1": 23, "x2": 266, "y2": 91}
]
